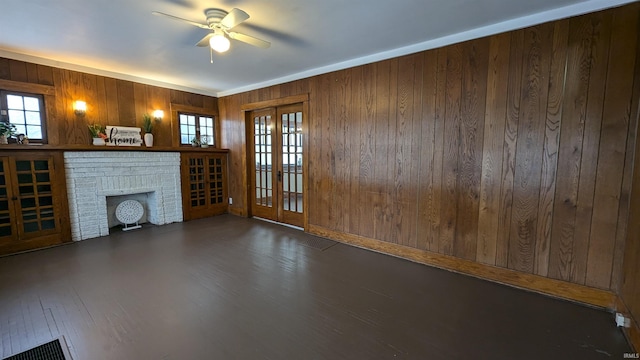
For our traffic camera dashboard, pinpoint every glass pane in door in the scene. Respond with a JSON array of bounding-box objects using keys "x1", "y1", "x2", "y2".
[
  {"x1": 254, "y1": 114, "x2": 273, "y2": 207},
  {"x1": 15, "y1": 159, "x2": 56, "y2": 233},
  {"x1": 0, "y1": 161, "x2": 11, "y2": 237},
  {"x1": 207, "y1": 157, "x2": 224, "y2": 204},
  {"x1": 188, "y1": 158, "x2": 206, "y2": 207},
  {"x1": 281, "y1": 111, "x2": 303, "y2": 213}
]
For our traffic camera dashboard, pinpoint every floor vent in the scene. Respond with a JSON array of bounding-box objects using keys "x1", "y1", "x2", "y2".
[
  {"x1": 4, "y1": 339, "x2": 67, "y2": 360},
  {"x1": 296, "y1": 236, "x2": 337, "y2": 251}
]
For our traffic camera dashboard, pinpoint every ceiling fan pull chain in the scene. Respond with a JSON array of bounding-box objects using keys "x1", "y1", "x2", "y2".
[{"x1": 210, "y1": 47, "x2": 214, "y2": 64}]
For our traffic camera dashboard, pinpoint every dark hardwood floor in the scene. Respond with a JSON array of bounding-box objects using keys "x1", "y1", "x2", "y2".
[{"x1": 0, "y1": 215, "x2": 631, "y2": 359}]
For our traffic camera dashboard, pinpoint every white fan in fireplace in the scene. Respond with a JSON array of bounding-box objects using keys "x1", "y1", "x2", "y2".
[{"x1": 115, "y1": 200, "x2": 144, "y2": 231}]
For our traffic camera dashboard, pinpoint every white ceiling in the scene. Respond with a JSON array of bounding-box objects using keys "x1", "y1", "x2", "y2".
[{"x1": 0, "y1": 0, "x2": 634, "y2": 97}]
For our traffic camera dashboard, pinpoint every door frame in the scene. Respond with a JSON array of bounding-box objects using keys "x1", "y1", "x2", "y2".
[{"x1": 241, "y1": 94, "x2": 309, "y2": 230}]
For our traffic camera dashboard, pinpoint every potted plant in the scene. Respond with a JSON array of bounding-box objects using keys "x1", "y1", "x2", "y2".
[
  {"x1": 0, "y1": 122, "x2": 17, "y2": 144},
  {"x1": 200, "y1": 135, "x2": 209, "y2": 148},
  {"x1": 191, "y1": 136, "x2": 200, "y2": 147},
  {"x1": 142, "y1": 113, "x2": 154, "y2": 147},
  {"x1": 88, "y1": 124, "x2": 107, "y2": 145}
]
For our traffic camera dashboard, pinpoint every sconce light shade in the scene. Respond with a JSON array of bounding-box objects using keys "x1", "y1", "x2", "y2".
[
  {"x1": 153, "y1": 109, "x2": 164, "y2": 120},
  {"x1": 209, "y1": 33, "x2": 230, "y2": 53},
  {"x1": 74, "y1": 101, "x2": 87, "y2": 115}
]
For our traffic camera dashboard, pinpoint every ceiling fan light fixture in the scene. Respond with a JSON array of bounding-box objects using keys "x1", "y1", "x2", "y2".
[{"x1": 210, "y1": 32, "x2": 230, "y2": 53}]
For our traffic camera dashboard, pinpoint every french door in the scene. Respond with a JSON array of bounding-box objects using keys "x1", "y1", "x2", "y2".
[{"x1": 250, "y1": 103, "x2": 304, "y2": 228}]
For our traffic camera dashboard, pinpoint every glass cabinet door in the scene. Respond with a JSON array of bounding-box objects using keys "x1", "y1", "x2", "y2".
[
  {"x1": 14, "y1": 157, "x2": 58, "y2": 239},
  {"x1": 0, "y1": 158, "x2": 16, "y2": 239}
]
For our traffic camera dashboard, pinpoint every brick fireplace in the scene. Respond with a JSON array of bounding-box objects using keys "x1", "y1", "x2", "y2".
[{"x1": 64, "y1": 151, "x2": 183, "y2": 241}]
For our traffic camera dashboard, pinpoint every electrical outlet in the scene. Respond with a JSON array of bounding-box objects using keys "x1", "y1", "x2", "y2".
[
  {"x1": 616, "y1": 312, "x2": 631, "y2": 328},
  {"x1": 229, "y1": 197, "x2": 233, "y2": 205}
]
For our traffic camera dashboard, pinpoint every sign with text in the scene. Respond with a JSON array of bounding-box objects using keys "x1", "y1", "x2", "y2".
[{"x1": 106, "y1": 126, "x2": 143, "y2": 146}]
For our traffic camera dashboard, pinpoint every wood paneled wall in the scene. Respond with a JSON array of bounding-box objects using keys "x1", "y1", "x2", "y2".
[
  {"x1": 621, "y1": 13, "x2": 640, "y2": 344},
  {"x1": 0, "y1": 58, "x2": 218, "y2": 146},
  {"x1": 220, "y1": 3, "x2": 640, "y2": 293}
]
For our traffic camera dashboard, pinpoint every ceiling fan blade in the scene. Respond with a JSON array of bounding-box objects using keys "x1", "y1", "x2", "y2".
[
  {"x1": 152, "y1": 11, "x2": 210, "y2": 29},
  {"x1": 196, "y1": 33, "x2": 214, "y2": 47},
  {"x1": 228, "y1": 31, "x2": 271, "y2": 48},
  {"x1": 220, "y1": 8, "x2": 250, "y2": 29}
]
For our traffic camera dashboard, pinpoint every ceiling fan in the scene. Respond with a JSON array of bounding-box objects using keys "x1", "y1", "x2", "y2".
[{"x1": 152, "y1": 8, "x2": 270, "y2": 56}]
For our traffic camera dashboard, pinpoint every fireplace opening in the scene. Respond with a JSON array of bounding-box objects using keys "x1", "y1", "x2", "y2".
[{"x1": 106, "y1": 192, "x2": 155, "y2": 229}]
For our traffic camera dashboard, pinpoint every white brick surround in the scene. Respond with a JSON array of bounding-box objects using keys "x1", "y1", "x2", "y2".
[{"x1": 64, "y1": 151, "x2": 183, "y2": 241}]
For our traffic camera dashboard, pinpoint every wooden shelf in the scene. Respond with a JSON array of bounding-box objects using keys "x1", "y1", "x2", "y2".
[{"x1": 0, "y1": 144, "x2": 229, "y2": 153}]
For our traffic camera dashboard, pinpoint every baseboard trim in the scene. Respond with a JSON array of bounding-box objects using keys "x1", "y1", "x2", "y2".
[
  {"x1": 615, "y1": 297, "x2": 640, "y2": 351},
  {"x1": 307, "y1": 224, "x2": 617, "y2": 310},
  {"x1": 228, "y1": 207, "x2": 246, "y2": 217}
]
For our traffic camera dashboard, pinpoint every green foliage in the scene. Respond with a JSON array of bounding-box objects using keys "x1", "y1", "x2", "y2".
[
  {"x1": 142, "y1": 113, "x2": 153, "y2": 133},
  {"x1": 0, "y1": 122, "x2": 17, "y2": 137},
  {"x1": 88, "y1": 124, "x2": 105, "y2": 137}
]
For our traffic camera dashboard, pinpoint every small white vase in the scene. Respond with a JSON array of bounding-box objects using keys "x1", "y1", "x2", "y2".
[
  {"x1": 144, "y1": 133, "x2": 154, "y2": 147},
  {"x1": 92, "y1": 137, "x2": 105, "y2": 146}
]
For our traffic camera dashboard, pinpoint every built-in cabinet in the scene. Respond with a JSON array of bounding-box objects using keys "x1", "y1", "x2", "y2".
[
  {"x1": 181, "y1": 151, "x2": 228, "y2": 221},
  {"x1": 0, "y1": 151, "x2": 70, "y2": 255},
  {"x1": 0, "y1": 147, "x2": 229, "y2": 255}
]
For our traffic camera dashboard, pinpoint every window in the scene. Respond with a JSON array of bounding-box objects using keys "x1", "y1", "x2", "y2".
[
  {"x1": 179, "y1": 112, "x2": 215, "y2": 146},
  {"x1": 0, "y1": 91, "x2": 46, "y2": 143}
]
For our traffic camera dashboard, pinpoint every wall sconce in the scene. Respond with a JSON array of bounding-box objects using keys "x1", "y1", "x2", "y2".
[
  {"x1": 153, "y1": 110, "x2": 164, "y2": 121},
  {"x1": 73, "y1": 101, "x2": 87, "y2": 116}
]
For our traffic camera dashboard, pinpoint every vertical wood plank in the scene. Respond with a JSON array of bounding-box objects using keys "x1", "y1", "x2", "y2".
[
  {"x1": 477, "y1": 33, "x2": 511, "y2": 265},
  {"x1": 373, "y1": 60, "x2": 392, "y2": 242},
  {"x1": 25, "y1": 62, "x2": 38, "y2": 84},
  {"x1": 407, "y1": 53, "x2": 424, "y2": 250},
  {"x1": 508, "y1": 24, "x2": 552, "y2": 273},
  {"x1": 133, "y1": 83, "x2": 148, "y2": 130},
  {"x1": 440, "y1": 44, "x2": 463, "y2": 255},
  {"x1": 307, "y1": 77, "x2": 319, "y2": 224},
  {"x1": 334, "y1": 69, "x2": 350, "y2": 233},
  {"x1": 358, "y1": 65, "x2": 377, "y2": 239},
  {"x1": 615, "y1": 5, "x2": 640, "y2": 295},
  {"x1": 620, "y1": 5, "x2": 640, "y2": 315},
  {"x1": 94, "y1": 76, "x2": 109, "y2": 129},
  {"x1": 386, "y1": 59, "x2": 399, "y2": 244},
  {"x1": 0, "y1": 58, "x2": 10, "y2": 79},
  {"x1": 534, "y1": 20, "x2": 569, "y2": 276},
  {"x1": 570, "y1": 12, "x2": 611, "y2": 285},
  {"x1": 52, "y1": 68, "x2": 68, "y2": 145},
  {"x1": 116, "y1": 80, "x2": 136, "y2": 127},
  {"x1": 416, "y1": 50, "x2": 438, "y2": 251},
  {"x1": 103, "y1": 78, "x2": 120, "y2": 127},
  {"x1": 496, "y1": 30, "x2": 524, "y2": 267},
  {"x1": 81, "y1": 73, "x2": 99, "y2": 145},
  {"x1": 147, "y1": 85, "x2": 172, "y2": 147},
  {"x1": 430, "y1": 48, "x2": 447, "y2": 252},
  {"x1": 63, "y1": 69, "x2": 88, "y2": 144},
  {"x1": 549, "y1": 15, "x2": 593, "y2": 282},
  {"x1": 317, "y1": 74, "x2": 332, "y2": 229},
  {"x1": 183, "y1": 92, "x2": 204, "y2": 108},
  {"x1": 36, "y1": 65, "x2": 54, "y2": 86},
  {"x1": 455, "y1": 39, "x2": 488, "y2": 260},
  {"x1": 586, "y1": 8, "x2": 638, "y2": 289},
  {"x1": 394, "y1": 54, "x2": 420, "y2": 247},
  {"x1": 8, "y1": 59, "x2": 28, "y2": 82},
  {"x1": 348, "y1": 67, "x2": 363, "y2": 235}
]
